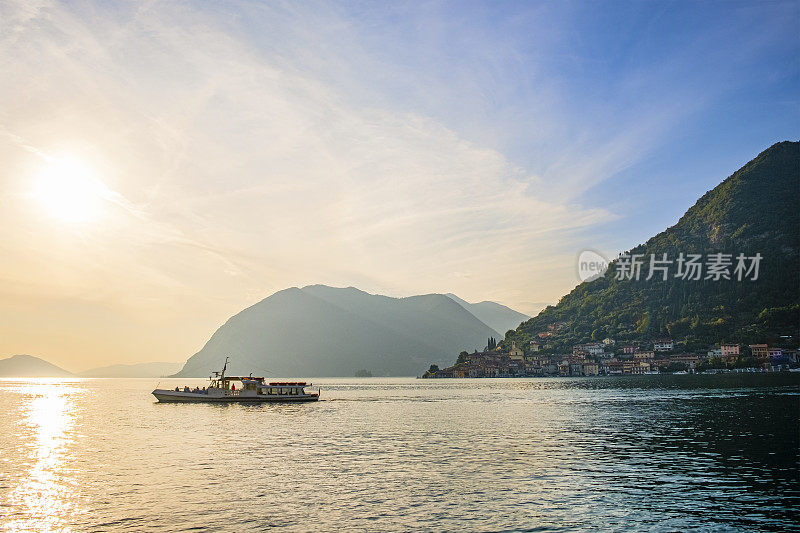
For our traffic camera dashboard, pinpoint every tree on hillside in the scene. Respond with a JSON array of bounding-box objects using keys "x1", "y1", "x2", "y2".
[{"x1": 512, "y1": 142, "x2": 800, "y2": 350}]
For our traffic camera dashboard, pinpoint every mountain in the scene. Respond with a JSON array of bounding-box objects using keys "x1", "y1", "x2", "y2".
[
  {"x1": 446, "y1": 294, "x2": 529, "y2": 334},
  {"x1": 510, "y1": 141, "x2": 800, "y2": 353},
  {"x1": 0, "y1": 354, "x2": 74, "y2": 377},
  {"x1": 174, "y1": 285, "x2": 501, "y2": 377},
  {"x1": 79, "y1": 362, "x2": 183, "y2": 378}
]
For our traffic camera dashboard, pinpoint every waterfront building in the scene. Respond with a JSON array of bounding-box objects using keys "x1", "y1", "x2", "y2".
[
  {"x1": 605, "y1": 360, "x2": 624, "y2": 375},
  {"x1": 749, "y1": 344, "x2": 769, "y2": 359},
  {"x1": 669, "y1": 354, "x2": 703, "y2": 370},
  {"x1": 706, "y1": 344, "x2": 740, "y2": 364},
  {"x1": 542, "y1": 363, "x2": 559, "y2": 376},
  {"x1": 768, "y1": 349, "x2": 790, "y2": 371},
  {"x1": 526, "y1": 365, "x2": 544, "y2": 376}
]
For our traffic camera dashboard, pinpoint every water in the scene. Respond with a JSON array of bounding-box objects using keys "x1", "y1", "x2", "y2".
[{"x1": 0, "y1": 375, "x2": 797, "y2": 532}]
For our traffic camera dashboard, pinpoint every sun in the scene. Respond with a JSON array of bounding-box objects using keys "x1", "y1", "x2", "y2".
[{"x1": 32, "y1": 157, "x2": 111, "y2": 224}]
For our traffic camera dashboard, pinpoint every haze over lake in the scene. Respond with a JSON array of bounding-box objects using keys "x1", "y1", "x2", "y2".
[{"x1": 1, "y1": 374, "x2": 797, "y2": 531}]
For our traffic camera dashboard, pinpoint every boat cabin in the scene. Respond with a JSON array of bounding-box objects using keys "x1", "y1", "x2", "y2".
[{"x1": 209, "y1": 376, "x2": 313, "y2": 397}]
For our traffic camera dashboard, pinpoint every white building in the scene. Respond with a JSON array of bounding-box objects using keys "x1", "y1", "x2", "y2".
[
  {"x1": 574, "y1": 343, "x2": 604, "y2": 356},
  {"x1": 653, "y1": 339, "x2": 674, "y2": 352}
]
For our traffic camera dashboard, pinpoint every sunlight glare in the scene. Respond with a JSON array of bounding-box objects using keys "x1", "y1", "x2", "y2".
[
  {"x1": 5, "y1": 381, "x2": 78, "y2": 532},
  {"x1": 32, "y1": 157, "x2": 111, "y2": 223}
]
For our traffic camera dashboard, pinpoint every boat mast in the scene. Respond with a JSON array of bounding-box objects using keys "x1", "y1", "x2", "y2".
[
  {"x1": 210, "y1": 356, "x2": 230, "y2": 389},
  {"x1": 221, "y1": 356, "x2": 229, "y2": 388}
]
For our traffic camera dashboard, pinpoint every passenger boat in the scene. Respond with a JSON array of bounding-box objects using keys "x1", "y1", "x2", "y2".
[{"x1": 152, "y1": 358, "x2": 320, "y2": 403}]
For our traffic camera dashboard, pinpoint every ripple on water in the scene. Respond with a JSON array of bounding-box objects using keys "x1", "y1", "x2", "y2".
[{"x1": 0, "y1": 374, "x2": 797, "y2": 532}]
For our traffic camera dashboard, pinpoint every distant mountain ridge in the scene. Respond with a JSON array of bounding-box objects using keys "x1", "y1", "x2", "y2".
[
  {"x1": 0, "y1": 354, "x2": 73, "y2": 377},
  {"x1": 175, "y1": 285, "x2": 525, "y2": 377},
  {"x1": 446, "y1": 293, "x2": 529, "y2": 334},
  {"x1": 510, "y1": 141, "x2": 800, "y2": 352}
]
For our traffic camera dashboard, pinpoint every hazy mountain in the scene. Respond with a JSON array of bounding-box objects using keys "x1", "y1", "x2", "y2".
[
  {"x1": 175, "y1": 285, "x2": 501, "y2": 377},
  {"x1": 446, "y1": 293, "x2": 529, "y2": 334},
  {"x1": 79, "y1": 362, "x2": 183, "y2": 378},
  {"x1": 0, "y1": 354, "x2": 74, "y2": 377},
  {"x1": 511, "y1": 141, "x2": 800, "y2": 352}
]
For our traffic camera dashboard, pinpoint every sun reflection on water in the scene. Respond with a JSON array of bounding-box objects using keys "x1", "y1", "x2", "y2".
[{"x1": 3, "y1": 380, "x2": 79, "y2": 532}]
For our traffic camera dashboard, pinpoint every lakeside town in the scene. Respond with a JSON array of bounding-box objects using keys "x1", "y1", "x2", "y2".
[{"x1": 422, "y1": 333, "x2": 800, "y2": 378}]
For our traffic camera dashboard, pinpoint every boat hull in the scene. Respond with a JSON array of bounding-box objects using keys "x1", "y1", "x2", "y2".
[{"x1": 152, "y1": 389, "x2": 319, "y2": 403}]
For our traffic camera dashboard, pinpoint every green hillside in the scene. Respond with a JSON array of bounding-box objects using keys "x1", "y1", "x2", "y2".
[{"x1": 510, "y1": 141, "x2": 800, "y2": 353}]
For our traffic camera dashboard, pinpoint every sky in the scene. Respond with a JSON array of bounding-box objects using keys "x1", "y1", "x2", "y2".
[{"x1": 0, "y1": 0, "x2": 797, "y2": 371}]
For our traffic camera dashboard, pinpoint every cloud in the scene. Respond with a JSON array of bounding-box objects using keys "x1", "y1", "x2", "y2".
[
  {"x1": 0, "y1": 0, "x2": 613, "y2": 310},
  {"x1": 1, "y1": 0, "x2": 793, "y2": 368}
]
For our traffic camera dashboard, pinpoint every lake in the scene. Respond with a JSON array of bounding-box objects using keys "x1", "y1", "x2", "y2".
[{"x1": 0, "y1": 374, "x2": 797, "y2": 531}]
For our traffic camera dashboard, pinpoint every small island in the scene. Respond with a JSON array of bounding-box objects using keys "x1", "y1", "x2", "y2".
[{"x1": 354, "y1": 369, "x2": 373, "y2": 377}]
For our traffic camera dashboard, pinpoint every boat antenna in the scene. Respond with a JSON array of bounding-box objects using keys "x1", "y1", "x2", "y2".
[{"x1": 221, "y1": 356, "x2": 229, "y2": 380}]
